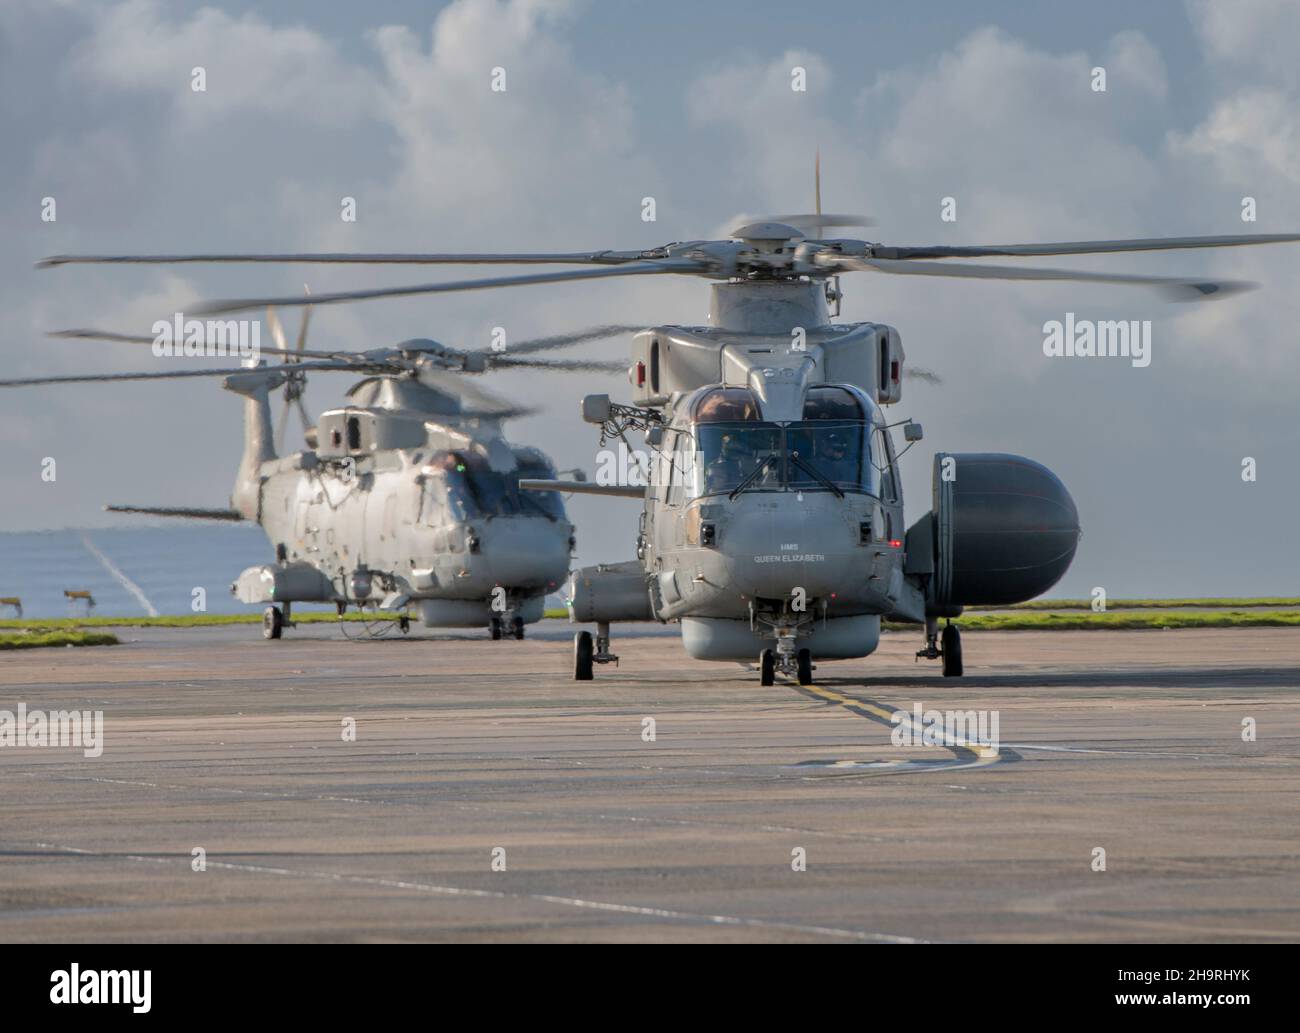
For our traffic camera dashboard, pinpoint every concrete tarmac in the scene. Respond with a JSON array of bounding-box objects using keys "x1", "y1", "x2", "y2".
[{"x1": 1, "y1": 623, "x2": 1298, "y2": 942}]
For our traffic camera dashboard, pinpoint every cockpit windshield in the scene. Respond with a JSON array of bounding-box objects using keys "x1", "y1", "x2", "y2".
[
  {"x1": 426, "y1": 451, "x2": 564, "y2": 521},
  {"x1": 691, "y1": 420, "x2": 876, "y2": 498}
]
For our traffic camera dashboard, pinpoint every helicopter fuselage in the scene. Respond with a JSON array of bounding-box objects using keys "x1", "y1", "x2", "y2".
[
  {"x1": 639, "y1": 380, "x2": 906, "y2": 662},
  {"x1": 229, "y1": 375, "x2": 573, "y2": 631},
  {"x1": 555, "y1": 278, "x2": 1079, "y2": 682}
]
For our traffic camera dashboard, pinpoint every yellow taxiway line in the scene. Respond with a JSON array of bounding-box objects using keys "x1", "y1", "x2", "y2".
[{"x1": 785, "y1": 678, "x2": 1002, "y2": 773}]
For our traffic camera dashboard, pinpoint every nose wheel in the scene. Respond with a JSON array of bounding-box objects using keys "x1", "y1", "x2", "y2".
[
  {"x1": 489, "y1": 598, "x2": 528, "y2": 641},
  {"x1": 760, "y1": 636, "x2": 815, "y2": 685},
  {"x1": 796, "y1": 648, "x2": 813, "y2": 685},
  {"x1": 573, "y1": 622, "x2": 619, "y2": 680}
]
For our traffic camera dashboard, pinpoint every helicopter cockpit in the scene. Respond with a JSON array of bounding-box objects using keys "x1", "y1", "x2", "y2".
[
  {"x1": 423, "y1": 450, "x2": 564, "y2": 522},
  {"x1": 683, "y1": 385, "x2": 882, "y2": 499}
]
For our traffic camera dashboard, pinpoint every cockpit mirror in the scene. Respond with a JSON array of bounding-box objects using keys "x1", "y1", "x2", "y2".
[
  {"x1": 581, "y1": 393, "x2": 612, "y2": 425},
  {"x1": 903, "y1": 421, "x2": 924, "y2": 442}
]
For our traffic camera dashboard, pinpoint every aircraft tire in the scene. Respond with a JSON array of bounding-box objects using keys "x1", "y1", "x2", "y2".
[
  {"x1": 574, "y1": 631, "x2": 594, "y2": 680},
  {"x1": 942, "y1": 624, "x2": 963, "y2": 677},
  {"x1": 262, "y1": 606, "x2": 283, "y2": 641}
]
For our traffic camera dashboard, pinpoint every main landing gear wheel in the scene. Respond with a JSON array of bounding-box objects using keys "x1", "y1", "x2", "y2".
[
  {"x1": 796, "y1": 648, "x2": 813, "y2": 686},
  {"x1": 262, "y1": 605, "x2": 283, "y2": 640},
  {"x1": 512, "y1": 617, "x2": 525, "y2": 640},
  {"x1": 399, "y1": 615, "x2": 410, "y2": 635},
  {"x1": 759, "y1": 649, "x2": 775, "y2": 686},
  {"x1": 942, "y1": 623, "x2": 963, "y2": 677},
  {"x1": 574, "y1": 631, "x2": 594, "y2": 681},
  {"x1": 489, "y1": 617, "x2": 503, "y2": 640}
]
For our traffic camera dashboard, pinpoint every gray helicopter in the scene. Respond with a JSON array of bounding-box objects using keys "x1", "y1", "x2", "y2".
[
  {"x1": 4, "y1": 315, "x2": 631, "y2": 640},
  {"x1": 39, "y1": 210, "x2": 1300, "y2": 677}
]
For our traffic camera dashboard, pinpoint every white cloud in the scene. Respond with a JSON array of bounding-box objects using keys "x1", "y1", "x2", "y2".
[
  {"x1": 67, "y1": 0, "x2": 378, "y2": 127},
  {"x1": 1185, "y1": 0, "x2": 1300, "y2": 88}
]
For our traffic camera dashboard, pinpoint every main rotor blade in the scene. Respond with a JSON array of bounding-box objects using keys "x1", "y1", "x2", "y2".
[
  {"x1": 0, "y1": 360, "x2": 390, "y2": 388},
  {"x1": 192, "y1": 260, "x2": 701, "y2": 316},
  {"x1": 38, "y1": 251, "x2": 646, "y2": 269},
  {"x1": 489, "y1": 357, "x2": 628, "y2": 372},
  {"x1": 0, "y1": 368, "x2": 266, "y2": 387},
  {"x1": 106, "y1": 505, "x2": 244, "y2": 521},
  {"x1": 498, "y1": 324, "x2": 642, "y2": 356},
  {"x1": 873, "y1": 232, "x2": 1300, "y2": 261},
  {"x1": 47, "y1": 328, "x2": 342, "y2": 360},
  {"x1": 843, "y1": 256, "x2": 1255, "y2": 300},
  {"x1": 457, "y1": 406, "x2": 540, "y2": 421},
  {"x1": 420, "y1": 368, "x2": 521, "y2": 416}
]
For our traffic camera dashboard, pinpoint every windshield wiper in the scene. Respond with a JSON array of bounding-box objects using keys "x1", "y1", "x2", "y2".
[
  {"x1": 728, "y1": 454, "x2": 778, "y2": 500},
  {"x1": 788, "y1": 453, "x2": 845, "y2": 498}
]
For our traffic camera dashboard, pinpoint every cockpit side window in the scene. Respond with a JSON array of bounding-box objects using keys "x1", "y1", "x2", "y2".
[
  {"x1": 662, "y1": 430, "x2": 684, "y2": 506},
  {"x1": 874, "y1": 425, "x2": 900, "y2": 503}
]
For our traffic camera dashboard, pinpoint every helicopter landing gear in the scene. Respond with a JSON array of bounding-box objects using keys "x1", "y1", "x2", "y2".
[
  {"x1": 796, "y1": 648, "x2": 814, "y2": 686},
  {"x1": 916, "y1": 617, "x2": 942, "y2": 662},
  {"x1": 262, "y1": 605, "x2": 283, "y2": 640},
  {"x1": 512, "y1": 616, "x2": 525, "y2": 640},
  {"x1": 771, "y1": 626, "x2": 803, "y2": 681},
  {"x1": 574, "y1": 630, "x2": 594, "y2": 680},
  {"x1": 917, "y1": 617, "x2": 963, "y2": 676},
  {"x1": 573, "y1": 622, "x2": 619, "y2": 681},
  {"x1": 489, "y1": 617, "x2": 503, "y2": 640},
  {"x1": 941, "y1": 623, "x2": 963, "y2": 677},
  {"x1": 759, "y1": 649, "x2": 775, "y2": 686}
]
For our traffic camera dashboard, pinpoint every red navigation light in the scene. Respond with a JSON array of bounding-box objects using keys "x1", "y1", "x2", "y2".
[{"x1": 889, "y1": 539, "x2": 903, "y2": 548}]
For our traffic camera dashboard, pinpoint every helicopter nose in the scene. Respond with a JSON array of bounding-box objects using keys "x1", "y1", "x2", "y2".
[
  {"x1": 720, "y1": 501, "x2": 860, "y2": 599},
  {"x1": 477, "y1": 518, "x2": 571, "y2": 591}
]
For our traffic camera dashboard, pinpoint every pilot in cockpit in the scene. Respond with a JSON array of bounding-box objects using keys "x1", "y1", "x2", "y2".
[{"x1": 706, "y1": 432, "x2": 753, "y2": 492}]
